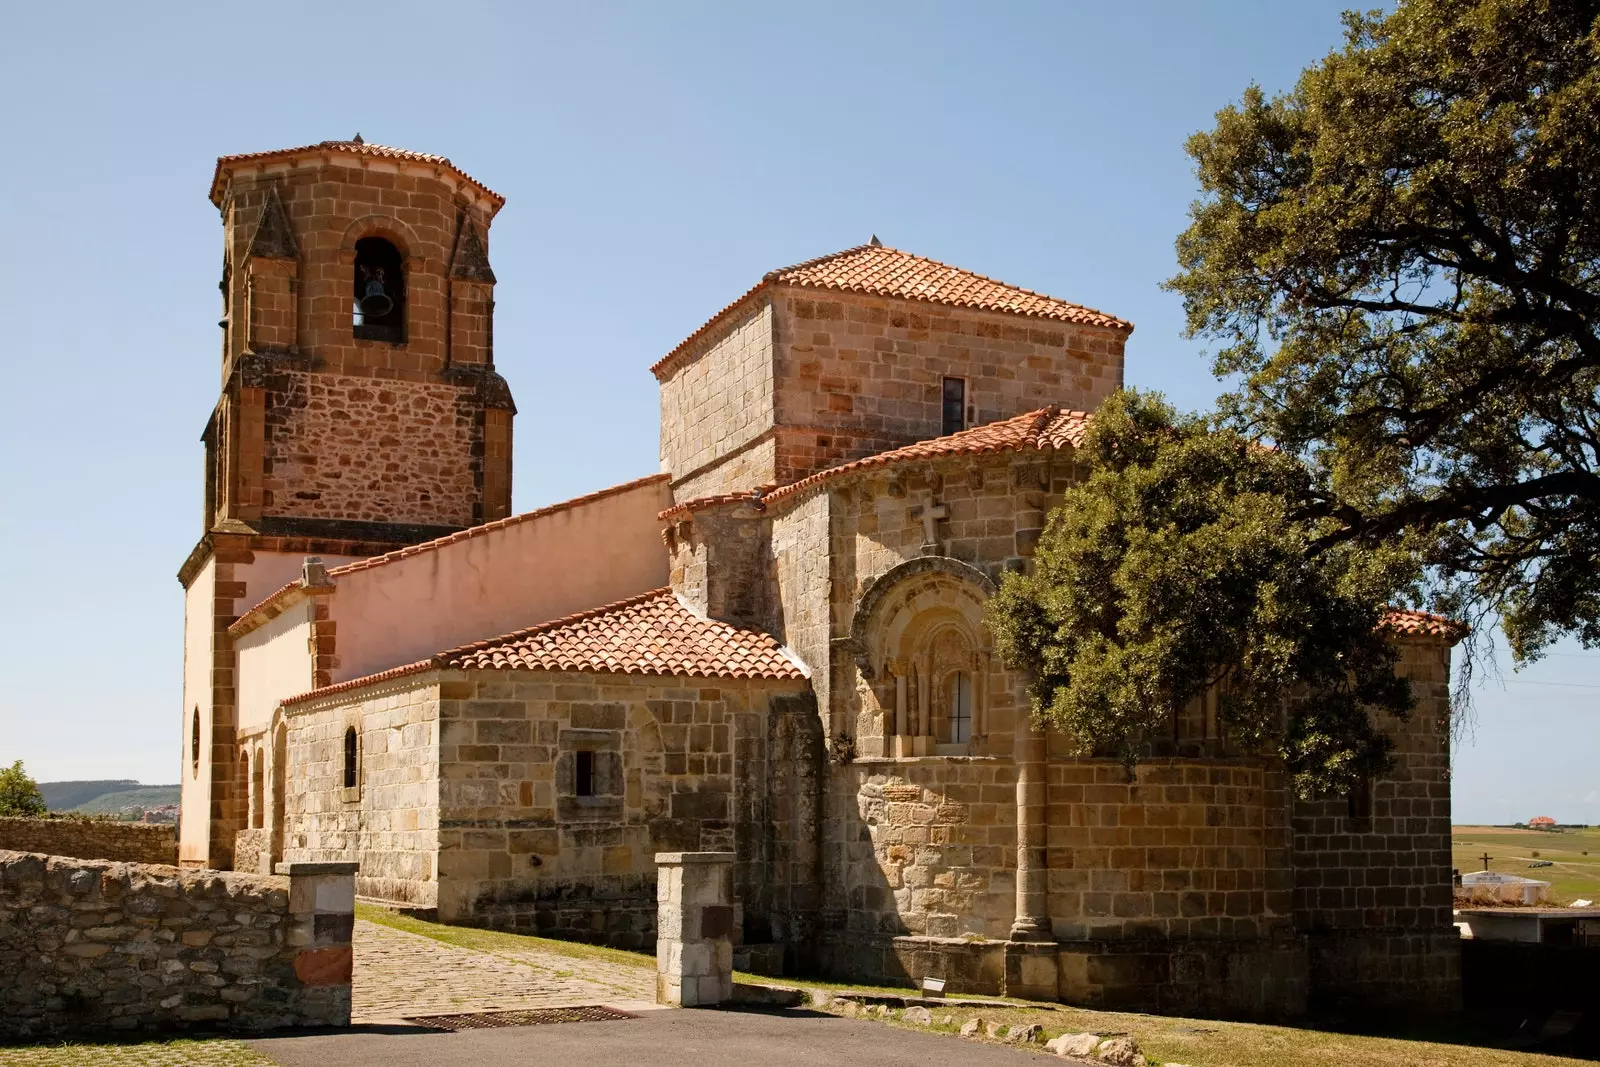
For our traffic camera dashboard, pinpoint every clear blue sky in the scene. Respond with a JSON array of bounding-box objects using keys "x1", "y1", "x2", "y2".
[{"x1": 0, "y1": 2, "x2": 1593, "y2": 823}]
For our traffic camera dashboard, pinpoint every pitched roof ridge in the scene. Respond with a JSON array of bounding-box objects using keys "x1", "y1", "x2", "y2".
[
  {"x1": 433, "y1": 587, "x2": 676, "y2": 661},
  {"x1": 758, "y1": 406, "x2": 1090, "y2": 510},
  {"x1": 651, "y1": 244, "x2": 1132, "y2": 381},
  {"x1": 209, "y1": 139, "x2": 503, "y2": 209},
  {"x1": 775, "y1": 245, "x2": 1130, "y2": 329},
  {"x1": 327, "y1": 473, "x2": 667, "y2": 579},
  {"x1": 761, "y1": 243, "x2": 876, "y2": 281},
  {"x1": 280, "y1": 658, "x2": 437, "y2": 708}
]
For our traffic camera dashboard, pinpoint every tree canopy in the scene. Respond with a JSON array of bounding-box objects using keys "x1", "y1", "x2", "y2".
[
  {"x1": 987, "y1": 392, "x2": 1418, "y2": 798},
  {"x1": 1169, "y1": 0, "x2": 1600, "y2": 662},
  {"x1": 0, "y1": 760, "x2": 47, "y2": 818}
]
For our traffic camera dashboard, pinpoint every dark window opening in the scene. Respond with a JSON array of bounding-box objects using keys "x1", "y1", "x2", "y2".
[
  {"x1": 1347, "y1": 775, "x2": 1374, "y2": 822},
  {"x1": 352, "y1": 237, "x2": 406, "y2": 343},
  {"x1": 343, "y1": 727, "x2": 358, "y2": 789},
  {"x1": 192, "y1": 708, "x2": 201, "y2": 772},
  {"x1": 575, "y1": 750, "x2": 595, "y2": 797},
  {"x1": 942, "y1": 377, "x2": 967, "y2": 436}
]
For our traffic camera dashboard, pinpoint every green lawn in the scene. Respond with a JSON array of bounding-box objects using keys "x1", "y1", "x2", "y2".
[
  {"x1": 1452, "y1": 826, "x2": 1600, "y2": 903},
  {"x1": 0, "y1": 1039, "x2": 275, "y2": 1067}
]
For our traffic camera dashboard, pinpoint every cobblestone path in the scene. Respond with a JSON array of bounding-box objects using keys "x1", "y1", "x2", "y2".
[{"x1": 352, "y1": 920, "x2": 656, "y2": 1022}]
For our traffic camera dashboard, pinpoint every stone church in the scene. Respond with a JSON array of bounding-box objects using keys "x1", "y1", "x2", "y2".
[{"x1": 179, "y1": 138, "x2": 1463, "y2": 1017}]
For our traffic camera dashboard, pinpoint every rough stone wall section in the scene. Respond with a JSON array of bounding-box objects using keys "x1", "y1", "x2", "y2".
[
  {"x1": 282, "y1": 678, "x2": 441, "y2": 908},
  {"x1": 0, "y1": 818, "x2": 176, "y2": 867},
  {"x1": 434, "y1": 669, "x2": 805, "y2": 948},
  {"x1": 769, "y1": 291, "x2": 1123, "y2": 486},
  {"x1": 0, "y1": 851, "x2": 353, "y2": 1037},
  {"x1": 1291, "y1": 634, "x2": 1461, "y2": 1013},
  {"x1": 263, "y1": 371, "x2": 481, "y2": 527},
  {"x1": 837, "y1": 759, "x2": 1019, "y2": 941},
  {"x1": 659, "y1": 302, "x2": 775, "y2": 497}
]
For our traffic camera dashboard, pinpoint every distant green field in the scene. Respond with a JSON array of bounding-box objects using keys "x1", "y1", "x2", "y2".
[
  {"x1": 1452, "y1": 825, "x2": 1600, "y2": 903},
  {"x1": 72, "y1": 786, "x2": 180, "y2": 814}
]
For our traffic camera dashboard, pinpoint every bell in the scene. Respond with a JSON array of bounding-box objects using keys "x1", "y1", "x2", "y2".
[{"x1": 358, "y1": 277, "x2": 393, "y2": 319}]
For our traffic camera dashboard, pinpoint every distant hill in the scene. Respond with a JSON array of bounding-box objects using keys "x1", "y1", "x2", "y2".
[
  {"x1": 73, "y1": 787, "x2": 181, "y2": 815},
  {"x1": 37, "y1": 780, "x2": 179, "y2": 814}
]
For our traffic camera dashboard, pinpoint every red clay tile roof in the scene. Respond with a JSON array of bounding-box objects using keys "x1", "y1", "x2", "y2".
[
  {"x1": 1378, "y1": 608, "x2": 1469, "y2": 642},
  {"x1": 664, "y1": 407, "x2": 1092, "y2": 519},
  {"x1": 434, "y1": 589, "x2": 803, "y2": 678},
  {"x1": 231, "y1": 474, "x2": 668, "y2": 636},
  {"x1": 209, "y1": 139, "x2": 504, "y2": 209},
  {"x1": 280, "y1": 589, "x2": 805, "y2": 706},
  {"x1": 651, "y1": 244, "x2": 1132, "y2": 379}
]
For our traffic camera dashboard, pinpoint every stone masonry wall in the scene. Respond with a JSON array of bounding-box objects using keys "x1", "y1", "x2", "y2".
[
  {"x1": 434, "y1": 669, "x2": 806, "y2": 949},
  {"x1": 836, "y1": 758, "x2": 1019, "y2": 942},
  {"x1": 659, "y1": 301, "x2": 775, "y2": 498},
  {"x1": 1043, "y1": 759, "x2": 1293, "y2": 942},
  {"x1": 282, "y1": 679, "x2": 441, "y2": 908},
  {"x1": 1291, "y1": 634, "x2": 1461, "y2": 1013},
  {"x1": 0, "y1": 818, "x2": 176, "y2": 867},
  {"x1": 263, "y1": 370, "x2": 481, "y2": 527},
  {"x1": 0, "y1": 851, "x2": 351, "y2": 1037},
  {"x1": 769, "y1": 290, "x2": 1123, "y2": 485}
]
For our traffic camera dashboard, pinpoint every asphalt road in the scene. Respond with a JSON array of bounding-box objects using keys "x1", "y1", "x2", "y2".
[{"x1": 249, "y1": 1006, "x2": 1062, "y2": 1067}]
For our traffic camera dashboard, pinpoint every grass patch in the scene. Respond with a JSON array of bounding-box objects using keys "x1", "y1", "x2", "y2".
[
  {"x1": 848, "y1": 1002, "x2": 1593, "y2": 1067},
  {"x1": 1453, "y1": 826, "x2": 1600, "y2": 903},
  {"x1": 0, "y1": 1038, "x2": 276, "y2": 1066},
  {"x1": 355, "y1": 902, "x2": 657, "y2": 971}
]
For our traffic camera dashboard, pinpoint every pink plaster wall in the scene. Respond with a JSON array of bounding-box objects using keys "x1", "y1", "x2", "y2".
[{"x1": 326, "y1": 476, "x2": 672, "y2": 684}]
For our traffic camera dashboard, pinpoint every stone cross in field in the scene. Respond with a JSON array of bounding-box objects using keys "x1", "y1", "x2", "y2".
[
  {"x1": 1479, "y1": 851, "x2": 1493, "y2": 871},
  {"x1": 917, "y1": 499, "x2": 949, "y2": 555}
]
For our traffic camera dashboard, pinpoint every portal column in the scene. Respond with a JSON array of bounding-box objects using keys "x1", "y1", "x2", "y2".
[{"x1": 1005, "y1": 718, "x2": 1057, "y2": 999}]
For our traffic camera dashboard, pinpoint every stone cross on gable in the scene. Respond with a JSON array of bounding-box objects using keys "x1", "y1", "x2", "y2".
[{"x1": 915, "y1": 498, "x2": 949, "y2": 555}]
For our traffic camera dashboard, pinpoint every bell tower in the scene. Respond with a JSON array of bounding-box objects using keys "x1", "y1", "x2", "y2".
[{"x1": 178, "y1": 137, "x2": 516, "y2": 870}]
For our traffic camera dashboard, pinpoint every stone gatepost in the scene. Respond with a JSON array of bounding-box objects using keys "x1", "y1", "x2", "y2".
[
  {"x1": 656, "y1": 851, "x2": 735, "y2": 1007},
  {"x1": 277, "y1": 861, "x2": 359, "y2": 1024}
]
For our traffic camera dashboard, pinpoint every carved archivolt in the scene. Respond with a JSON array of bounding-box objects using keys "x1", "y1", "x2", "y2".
[{"x1": 849, "y1": 556, "x2": 995, "y2": 745}]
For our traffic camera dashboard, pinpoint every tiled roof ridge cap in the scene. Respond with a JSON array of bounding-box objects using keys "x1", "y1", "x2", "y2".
[
  {"x1": 761, "y1": 406, "x2": 1083, "y2": 508},
  {"x1": 432, "y1": 587, "x2": 676, "y2": 662},
  {"x1": 280, "y1": 586, "x2": 682, "y2": 707},
  {"x1": 650, "y1": 244, "x2": 1132, "y2": 380},
  {"x1": 210, "y1": 138, "x2": 504, "y2": 208},
  {"x1": 769, "y1": 244, "x2": 1133, "y2": 331},
  {"x1": 1378, "y1": 607, "x2": 1470, "y2": 641},
  {"x1": 660, "y1": 407, "x2": 1085, "y2": 520},
  {"x1": 280, "y1": 659, "x2": 438, "y2": 708}
]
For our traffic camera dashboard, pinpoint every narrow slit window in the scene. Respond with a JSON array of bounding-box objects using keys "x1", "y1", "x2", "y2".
[
  {"x1": 575, "y1": 750, "x2": 595, "y2": 797},
  {"x1": 942, "y1": 377, "x2": 967, "y2": 436},
  {"x1": 342, "y1": 727, "x2": 358, "y2": 789},
  {"x1": 950, "y1": 671, "x2": 972, "y2": 744}
]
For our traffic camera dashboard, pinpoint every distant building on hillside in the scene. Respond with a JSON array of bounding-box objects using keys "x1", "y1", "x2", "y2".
[{"x1": 1529, "y1": 815, "x2": 1557, "y2": 828}]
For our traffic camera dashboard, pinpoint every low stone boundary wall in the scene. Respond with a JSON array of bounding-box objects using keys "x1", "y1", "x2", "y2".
[
  {"x1": 0, "y1": 817, "x2": 176, "y2": 865},
  {"x1": 0, "y1": 850, "x2": 355, "y2": 1038}
]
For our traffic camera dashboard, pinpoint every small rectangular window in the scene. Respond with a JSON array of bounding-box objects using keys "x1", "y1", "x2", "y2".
[
  {"x1": 575, "y1": 750, "x2": 595, "y2": 797},
  {"x1": 942, "y1": 377, "x2": 967, "y2": 436}
]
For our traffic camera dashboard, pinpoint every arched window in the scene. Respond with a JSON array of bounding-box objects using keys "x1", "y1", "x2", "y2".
[
  {"x1": 251, "y1": 748, "x2": 265, "y2": 829},
  {"x1": 352, "y1": 236, "x2": 406, "y2": 342},
  {"x1": 191, "y1": 708, "x2": 201, "y2": 774},
  {"x1": 949, "y1": 671, "x2": 972, "y2": 744},
  {"x1": 239, "y1": 751, "x2": 251, "y2": 823},
  {"x1": 342, "y1": 726, "x2": 358, "y2": 789}
]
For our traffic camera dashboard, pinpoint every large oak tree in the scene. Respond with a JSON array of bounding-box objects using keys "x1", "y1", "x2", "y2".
[
  {"x1": 1173, "y1": 0, "x2": 1600, "y2": 661},
  {"x1": 990, "y1": 0, "x2": 1600, "y2": 788}
]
